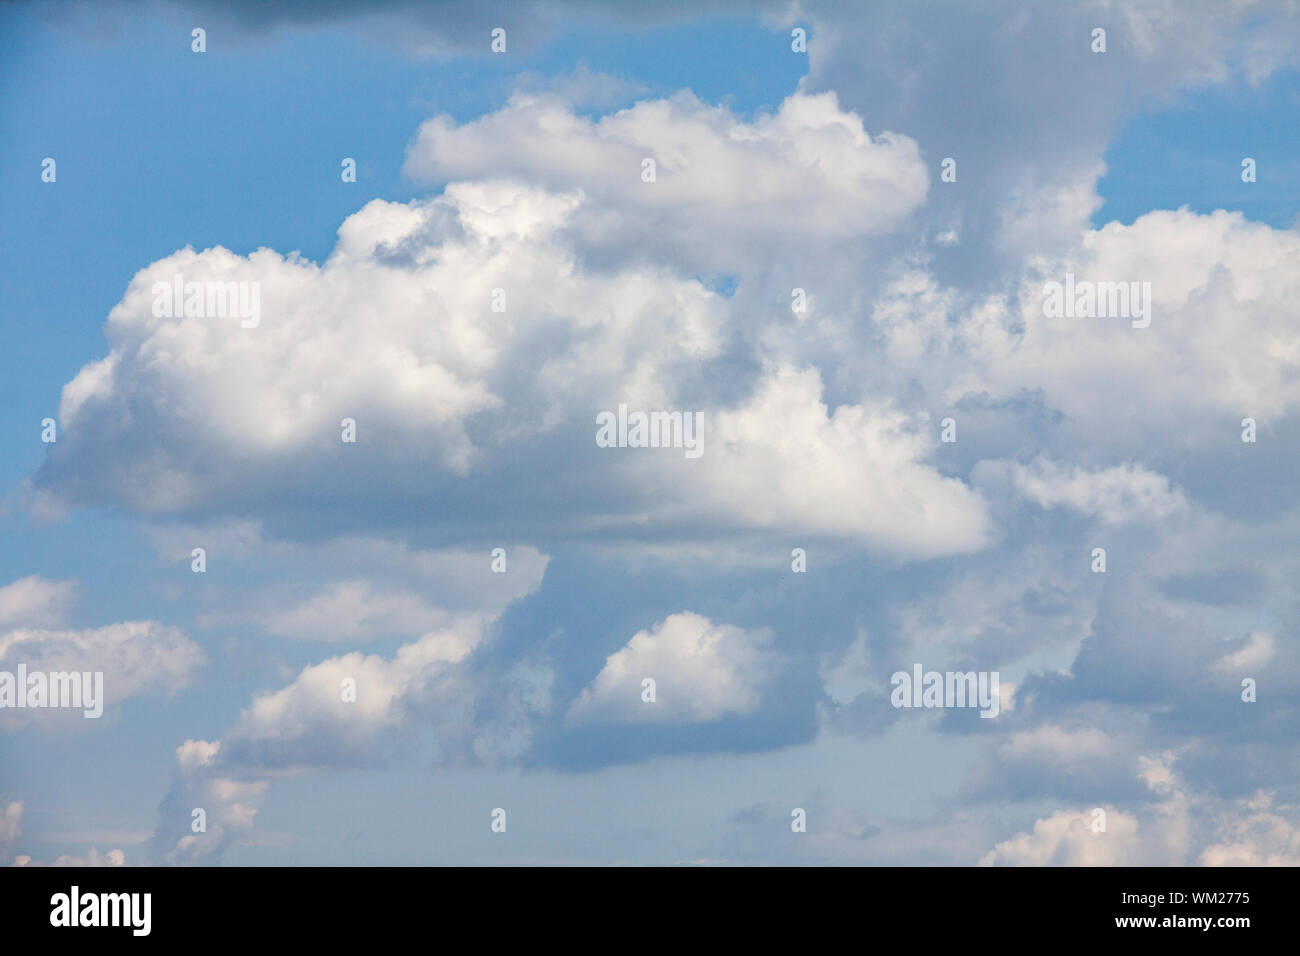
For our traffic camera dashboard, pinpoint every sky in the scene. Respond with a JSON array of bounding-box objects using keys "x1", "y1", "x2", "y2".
[{"x1": 0, "y1": 0, "x2": 1298, "y2": 866}]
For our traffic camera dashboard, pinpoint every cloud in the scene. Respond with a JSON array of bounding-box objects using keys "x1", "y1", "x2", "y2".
[
  {"x1": 981, "y1": 752, "x2": 1300, "y2": 866},
  {"x1": 999, "y1": 458, "x2": 1188, "y2": 524},
  {"x1": 151, "y1": 739, "x2": 270, "y2": 865},
  {"x1": 255, "y1": 581, "x2": 471, "y2": 642},
  {"x1": 223, "y1": 624, "x2": 480, "y2": 767},
  {"x1": 690, "y1": 365, "x2": 992, "y2": 555},
  {"x1": 0, "y1": 800, "x2": 21, "y2": 864},
  {"x1": 34, "y1": 109, "x2": 982, "y2": 558},
  {"x1": 998, "y1": 725, "x2": 1113, "y2": 764},
  {"x1": 151, "y1": 595, "x2": 553, "y2": 861},
  {"x1": 0, "y1": 799, "x2": 128, "y2": 867},
  {"x1": 405, "y1": 91, "x2": 928, "y2": 270},
  {"x1": 982, "y1": 210, "x2": 1300, "y2": 444},
  {"x1": 1212, "y1": 632, "x2": 1274, "y2": 675},
  {"x1": 510, "y1": 64, "x2": 650, "y2": 110},
  {"x1": 793, "y1": 0, "x2": 1300, "y2": 265},
  {"x1": 1200, "y1": 791, "x2": 1300, "y2": 866},
  {"x1": 35, "y1": 847, "x2": 128, "y2": 867},
  {"x1": 980, "y1": 806, "x2": 1142, "y2": 866},
  {"x1": 568, "y1": 611, "x2": 775, "y2": 725},
  {"x1": 0, "y1": 613, "x2": 205, "y2": 730},
  {"x1": 0, "y1": 576, "x2": 76, "y2": 630},
  {"x1": 146, "y1": 524, "x2": 552, "y2": 632}
]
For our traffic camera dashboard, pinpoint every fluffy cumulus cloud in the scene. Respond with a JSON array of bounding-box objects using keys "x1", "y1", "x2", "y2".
[
  {"x1": 863, "y1": 209, "x2": 1300, "y2": 466},
  {"x1": 694, "y1": 365, "x2": 992, "y2": 554},
  {"x1": 0, "y1": 574, "x2": 205, "y2": 730},
  {"x1": 998, "y1": 210, "x2": 1300, "y2": 440},
  {"x1": 996, "y1": 458, "x2": 1188, "y2": 525},
  {"x1": 32, "y1": 95, "x2": 985, "y2": 558},
  {"x1": 150, "y1": 738, "x2": 269, "y2": 865},
  {"x1": 982, "y1": 754, "x2": 1300, "y2": 867},
  {"x1": 0, "y1": 576, "x2": 76, "y2": 629},
  {"x1": 1199, "y1": 792, "x2": 1300, "y2": 866},
  {"x1": 569, "y1": 612, "x2": 775, "y2": 725},
  {"x1": 223, "y1": 623, "x2": 482, "y2": 768},
  {"x1": 404, "y1": 91, "x2": 929, "y2": 269},
  {"x1": 151, "y1": 580, "x2": 554, "y2": 862},
  {"x1": 981, "y1": 806, "x2": 1144, "y2": 866}
]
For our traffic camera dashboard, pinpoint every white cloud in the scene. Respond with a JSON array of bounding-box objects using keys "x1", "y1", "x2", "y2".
[
  {"x1": 153, "y1": 739, "x2": 269, "y2": 866},
  {"x1": 569, "y1": 611, "x2": 774, "y2": 724},
  {"x1": 1213, "y1": 631, "x2": 1274, "y2": 675},
  {"x1": 979, "y1": 806, "x2": 1142, "y2": 866},
  {"x1": 258, "y1": 582, "x2": 467, "y2": 642},
  {"x1": 982, "y1": 752, "x2": 1300, "y2": 866},
  {"x1": 404, "y1": 91, "x2": 928, "y2": 270},
  {"x1": 1001, "y1": 457, "x2": 1188, "y2": 524},
  {"x1": 150, "y1": 607, "x2": 553, "y2": 861},
  {"x1": 988, "y1": 211, "x2": 1300, "y2": 440},
  {"x1": 0, "y1": 799, "x2": 128, "y2": 867},
  {"x1": 0, "y1": 620, "x2": 205, "y2": 730},
  {"x1": 38, "y1": 149, "x2": 984, "y2": 558},
  {"x1": 44, "y1": 847, "x2": 127, "y2": 867},
  {"x1": 688, "y1": 365, "x2": 993, "y2": 555},
  {"x1": 224, "y1": 623, "x2": 481, "y2": 767},
  {"x1": 998, "y1": 726, "x2": 1113, "y2": 765},
  {"x1": 1200, "y1": 792, "x2": 1300, "y2": 866},
  {"x1": 39, "y1": 183, "x2": 727, "y2": 517},
  {"x1": 0, "y1": 576, "x2": 76, "y2": 630}
]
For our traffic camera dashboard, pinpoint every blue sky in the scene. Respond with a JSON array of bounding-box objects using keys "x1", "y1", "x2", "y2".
[{"x1": 2, "y1": 0, "x2": 1299, "y2": 866}]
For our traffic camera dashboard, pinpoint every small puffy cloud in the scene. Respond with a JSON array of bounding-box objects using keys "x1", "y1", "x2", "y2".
[
  {"x1": 222, "y1": 624, "x2": 480, "y2": 769},
  {"x1": 568, "y1": 611, "x2": 775, "y2": 725},
  {"x1": 0, "y1": 799, "x2": 127, "y2": 867},
  {"x1": 45, "y1": 847, "x2": 127, "y2": 867},
  {"x1": 0, "y1": 620, "x2": 205, "y2": 730},
  {"x1": 149, "y1": 612, "x2": 555, "y2": 862},
  {"x1": 982, "y1": 754, "x2": 1300, "y2": 866},
  {"x1": 0, "y1": 576, "x2": 76, "y2": 629},
  {"x1": 1200, "y1": 792, "x2": 1300, "y2": 866},
  {"x1": 998, "y1": 725, "x2": 1112, "y2": 764},
  {"x1": 999, "y1": 457, "x2": 1188, "y2": 524},
  {"x1": 1212, "y1": 632, "x2": 1274, "y2": 675},
  {"x1": 152, "y1": 740, "x2": 269, "y2": 866},
  {"x1": 979, "y1": 806, "x2": 1141, "y2": 866}
]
